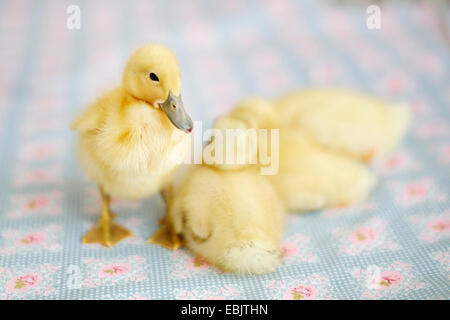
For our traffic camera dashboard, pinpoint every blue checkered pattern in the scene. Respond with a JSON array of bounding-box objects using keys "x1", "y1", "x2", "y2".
[{"x1": 0, "y1": 0, "x2": 448, "y2": 299}]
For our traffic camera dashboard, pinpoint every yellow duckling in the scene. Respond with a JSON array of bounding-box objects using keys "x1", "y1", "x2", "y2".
[
  {"x1": 156, "y1": 98, "x2": 285, "y2": 274},
  {"x1": 161, "y1": 92, "x2": 409, "y2": 274},
  {"x1": 275, "y1": 88, "x2": 412, "y2": 162},
  {"x1": 167, "y1": 164, "x2": 285, "y2": 275},
  {"x1": 72, "y1": 44, "x2": 193, "y2": 247},
  {"x1": 209, "y1": 97, "x2": 279, "y2": 171},
  {"x1": 270, "y1": 127, "x2": 377, "y2": 211},
  {"x1": 210, "y1": 97, "x2": 377, "y2": 211}
]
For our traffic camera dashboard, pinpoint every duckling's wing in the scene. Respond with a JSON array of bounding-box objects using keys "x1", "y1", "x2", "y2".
[
  {"x1": 71, "y1": 101, "x2": 105, "y2": 133},
  {"x1": 275, "y1": 89, "x2": 411, "y2": 162},
  {"x1": 71, "y1": 88, "x2": 121, "y2": 133}
]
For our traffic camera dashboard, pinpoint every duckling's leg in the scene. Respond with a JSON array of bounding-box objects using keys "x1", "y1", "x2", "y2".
[
  {"x1": 82, "y1": 187, "x2": 133, "y2": 247},
  {"x1": 147, "y1": 186, "x2": 184, "y2": 250}
]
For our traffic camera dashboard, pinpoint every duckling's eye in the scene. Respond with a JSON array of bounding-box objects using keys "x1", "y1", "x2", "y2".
[{"x1": 149, "y1": 72, "x2": 159, "y2": 82}]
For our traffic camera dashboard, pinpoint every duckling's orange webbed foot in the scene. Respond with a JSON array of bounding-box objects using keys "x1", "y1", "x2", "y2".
[
  {"x1": 82, "y1": 220, "x2": 133, "y2": 247},
  {"x1": 147, "y1": 217, "x2": 184, "y2": 250},
  {"x1": 82, "y1": 187, "x2": 133, "y2": 247}
]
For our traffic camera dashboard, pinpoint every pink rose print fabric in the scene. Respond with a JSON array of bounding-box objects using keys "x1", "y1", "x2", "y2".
[
  {"x1": 79, "y1": 256, "x2": 148, "y2": 288},
  {"x1": 0, "y1": 264, "x2": 59, "y2": 299},
  {"x1": 333, "y1": 218, "x2": 398, "y2": 255},
  {"x1": 5, "y1": 191, "x2": 63, "y2": 219},
  {"x1": 82, "y1": 217, "x2": 147, "y2": 248},
  {"x1": 374, "y1": 150, "x2": 420, "y2": 175},
  {"x1": 409, "y1": 212, "x2": 450, "y2": 243},
  {"x1": 351, "y1": 262, "x2": 425, "y2": 299},
  {"x1": 386, "y1": 177, "x2": 446, "y2": 207},
  {"x1": 171, "y1": 250, "x2": 218, "y2": 278},
  {"x1": 0, "y1": 224, "x2": 62, "y2": 254},
  {"x1": 0, "y1": 0, "x2": 448, "y2": 299},
  {"x1": 280, "y1": 233, "x2": 318, "y2": 264},
  {"x1": 265, "y1": 274, "x2": 332, "y2": 300}
]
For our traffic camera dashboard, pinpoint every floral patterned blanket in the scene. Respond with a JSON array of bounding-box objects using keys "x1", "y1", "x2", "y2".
[{"x1": 0, "y1": 0, "x2": 448, "y2": 299}]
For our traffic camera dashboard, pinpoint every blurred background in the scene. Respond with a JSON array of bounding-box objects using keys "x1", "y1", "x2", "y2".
[
  {"x1": 1, "y1": 0, "x2": 449, "y2": 129},
  {"x1": 0, "y1": 0, "x2": 448, "y2": 299}
]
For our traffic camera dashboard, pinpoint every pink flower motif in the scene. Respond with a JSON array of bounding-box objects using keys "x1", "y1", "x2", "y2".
[
  {"x1": 382, "y1": 73, "x2": 410, "y2": 94},
  {"x1": 284, "y1": 284, "x2": 317, "y2": 300},
  {"x1": 403, "y1": 183, "x2": 427, "y2": 199},
  {"x1": 15, "y1": 231, "x2": 47, "y2": 246},
  {"x1": 373, "y1": 271, "x2": 404, "y2": 290},
  {"x1": 22, "y1": 196, "x2": 49, "y2": 211},
  {"x1": 280, "y1": 243, "x2": 299, "y2": 259},
  {"x1": 7, "y1": 191, "x2": 62, "y2": 219},
  {"x1": 98, "y1": 263, "x2": 132, "y2": 278},
  {"x1": 427, "y1": 219, "x2": 450, "y2": 233},
  {"x1": 392, "y1": 178, "x2": 437, "y2": 206},
  {"x1": 185, "y1": 256, "x2": 210, "y2": 271},
  {"x1": 349, "y1": 227, "x2": 378, "y2": 245},
  {"x1": 384, "y1": 154, "x2": 404, "y2": 169},
  {"x1": 377, "y1": 152, "x2": 419, "y2": 174},
  {"x1": 6, "y1": 273, "x2": 42, "y2": 293}
]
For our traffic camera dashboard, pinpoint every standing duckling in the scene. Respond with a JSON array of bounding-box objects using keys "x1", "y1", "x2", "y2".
[{"x1": 72, "y1": 44, "x2": 193, "y2": 247}]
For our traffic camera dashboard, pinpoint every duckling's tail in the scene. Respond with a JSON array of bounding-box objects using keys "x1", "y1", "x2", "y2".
[{"x1": 221, "y1": 242, "x2": 281, "y2": 275}]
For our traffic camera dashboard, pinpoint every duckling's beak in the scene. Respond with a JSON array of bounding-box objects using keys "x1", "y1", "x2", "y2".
[{"x1": 160, "y1": 91, "x2": 193, "y2": 133}]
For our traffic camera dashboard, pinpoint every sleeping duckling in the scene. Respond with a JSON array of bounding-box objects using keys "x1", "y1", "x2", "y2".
[
  {"x1": 162, "y1": 97, "x2": 372, "y2": 273},
  {"x1": 211, "y1": 97, "x2": 377, "y2": 211},
  {"x1": 157, "y1": 98, "x2": 285, "y2": 274},
  {"x1": 210, "y1": 97, "x2": 279, "y2": 171},
  {"x1": 159, "y1": 93, "x2": 403, "y2": 274},
  {"x1": 269, "y1": 127, "x2": 377, "y2": 211},
  {"x1": 275, "y1": 88, "x2": 411, "y2": 162},
  {"x1": 72, "y1": 44, "x2": 193, "y2": 247},
  {"x1": 167, "y1": 164, "x2": 285, "y2": 275}
]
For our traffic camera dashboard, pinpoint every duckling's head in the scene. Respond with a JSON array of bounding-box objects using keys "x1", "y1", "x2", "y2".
[{"x1": 123, "y1": 44, "x2": 193, "y2": 133}]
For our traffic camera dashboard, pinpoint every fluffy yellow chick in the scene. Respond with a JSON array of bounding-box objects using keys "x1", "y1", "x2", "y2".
[
  {"x1": 211, "y1": 97, "x2": 377, "y2": 211},
  {"x1": 72, "y1": 44, "x2": 193, "y2": 247},
  {"x1": 167, "y1": 164, "x2": 285, "y2": 275},
  {"x1": 269, "y1": 127, "x2": 377, "y2": 211},
  {"x1": 158, "y1": 91, "x2": 410, "y2": 274},
  {"x1": 275, "y1": 88, "x2": 412, "y2": 162},
  {"x1": 208, "y1": 97, "x2": 279, "y2": 171},
  {"x1": 147, "y1": 98, "x2": 284, "y2": 274},
  {"x1": 158, "y1": 93, "x2": 394, "y2": 274}
]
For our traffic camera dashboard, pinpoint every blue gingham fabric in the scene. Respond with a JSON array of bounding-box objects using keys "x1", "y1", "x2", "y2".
[{"x1": 0, "y1": 0, "x2": 448, "y2": 299}]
